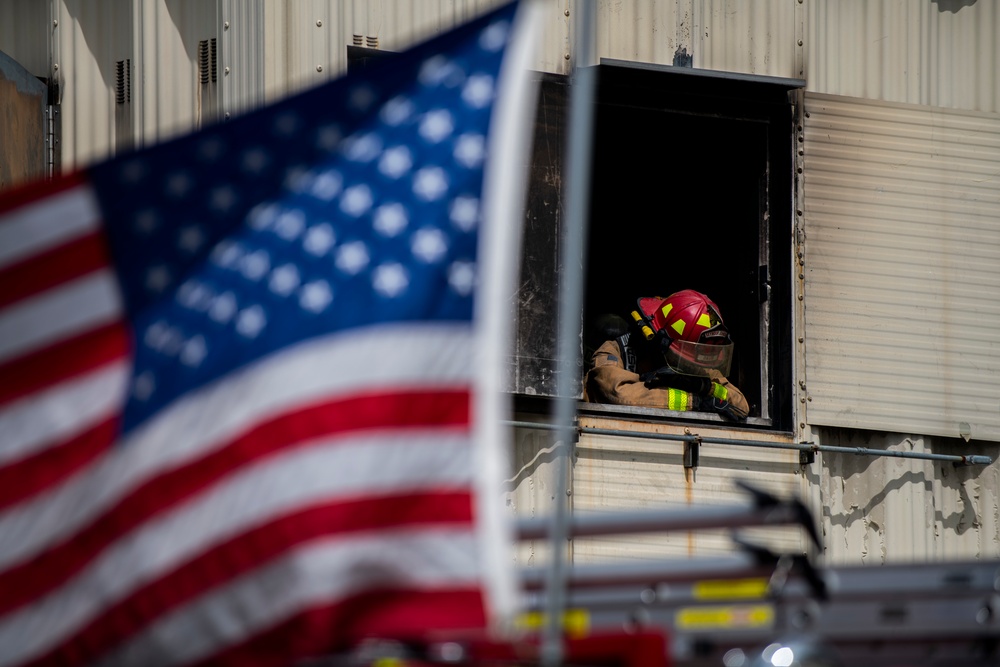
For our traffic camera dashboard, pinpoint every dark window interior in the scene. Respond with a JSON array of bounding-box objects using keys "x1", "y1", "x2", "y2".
[{"x1": 513, "y1": 63, "x2": 801, "y2": 431}]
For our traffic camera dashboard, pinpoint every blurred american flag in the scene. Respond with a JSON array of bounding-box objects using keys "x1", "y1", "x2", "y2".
[{"x1": 0, "y1": 2, "x2": 534, "y2": 664}]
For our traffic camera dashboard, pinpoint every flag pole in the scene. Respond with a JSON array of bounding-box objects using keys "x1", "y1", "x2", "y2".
[{"x1": 541, "y1": 1, "x2": 597, "y2": 666}]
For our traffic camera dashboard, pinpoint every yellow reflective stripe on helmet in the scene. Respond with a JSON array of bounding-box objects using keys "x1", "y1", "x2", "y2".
[
  {"x1": 668, "y1": 388, "x2": 692, "y2": 411},
  {"x1": 671, "y1": 319, "x2": 686, "y2": 336},
  {"x1": 661, "y1": 302, "x2": 674, "y2": 317},
  {"x1": 711, "y1": 382, "x2": 728, "y2": 401},
  {"x1": 697, "y1": 313, "x2": 712, "y2": 327}
]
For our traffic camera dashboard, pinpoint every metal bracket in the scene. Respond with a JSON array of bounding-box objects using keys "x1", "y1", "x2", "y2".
[{"x1": 683, "y1": 436, "x2": 701, "y2": 482}]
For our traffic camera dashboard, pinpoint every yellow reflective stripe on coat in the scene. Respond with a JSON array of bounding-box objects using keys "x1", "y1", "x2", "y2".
[
  {"x1": 711, "y1": 382, "x2": 728, "y2": 401},
  {"x1": 668, "y1": 388, "x2": 691, "y2": 411}
]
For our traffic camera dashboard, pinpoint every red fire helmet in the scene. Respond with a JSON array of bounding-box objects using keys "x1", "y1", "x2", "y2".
[{"x1": 635, "y1": 289, "x2": 734, "y2": 376}]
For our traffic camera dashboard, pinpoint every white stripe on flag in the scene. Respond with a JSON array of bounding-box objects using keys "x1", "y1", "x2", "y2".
[
  {"x1": 0, "y1": 361, "x2": 129, "y2": 465},
  {"x1": 0, "y1": 184, "x2": 101, "y2": 270},
  {"x1": 0, "y1": 435, "x2": 472, "y2": 666},
  {"x1": 96, "y1": 530, "x2": 480, "y2": 667},
  {"x1": 472, "y1": 0, "x2": 544, "y2": 625},
  {"x1": 0, "y1": 324, "x2": 474, "y2": 569},
  {"x1": 0, "y1": 270, "x2": 122, "y2": 364}
]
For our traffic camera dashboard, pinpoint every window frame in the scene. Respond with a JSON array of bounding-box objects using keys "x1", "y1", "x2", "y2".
[{"x1": 511, "y1": 62, "x2": 803, "y2": 433}]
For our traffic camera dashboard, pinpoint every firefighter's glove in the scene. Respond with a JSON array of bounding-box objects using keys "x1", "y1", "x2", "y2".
[
  {"x1": 640, "y1": 367, "x2": 712, "y2": 395},
  {"x1": 640, "y1": 365, "x2": 678, "y2": 387},
  {"x1": 697, "y1": 395, "x2": 748, "y2": 423}
]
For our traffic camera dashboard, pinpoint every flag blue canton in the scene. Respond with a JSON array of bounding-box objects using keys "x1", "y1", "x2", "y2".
[{"x1": 87, "y1": 3, "x2": 518, "y2": 432}]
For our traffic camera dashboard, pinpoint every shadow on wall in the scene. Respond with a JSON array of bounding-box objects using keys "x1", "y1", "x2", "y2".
[
  {"x1": 932, "y1": 0, "x2": 980, "y2": 13},
  {"x1": 816, "y1": 426, "x2": 1000, "y2": 544},
  {"x1": 63, "y1": 0, "x2": 214, "y2": 96}
]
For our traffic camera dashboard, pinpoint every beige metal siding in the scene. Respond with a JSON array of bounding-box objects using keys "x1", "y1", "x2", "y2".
[
  {"x1": 0, "y1": 1, "x2": 50, "y2": 78},
  {"x1": 598, "y1": 0, "x2": 803, "y2": 79},
  {"x1": 807, "y1": 0, "x2": 1000, "y2": 114},
  {"x1": 135, "y1": 1, "x2": 218, "y2": 147},
  {"x1": 801, "y1": 92, "x2": 1000, "y2": 442},
  {"x1": 220, "y1": 0, "x2": 264, "y2": 118},
  {"x1": 817, "y1": 428, "x2": 1000, "y2": 565},
  {"x1": 571, "y1": 418, "x2": 809, "y2": 562}
]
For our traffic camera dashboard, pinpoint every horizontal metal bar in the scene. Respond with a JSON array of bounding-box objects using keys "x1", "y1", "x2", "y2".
[
  {"x1": 504, "y1": 420, "x2": 993, "y2": 466},
  {"x1": 516, "y1": 503, "x2": 809, "y2": 541},
  {"x1": 519, "y1": 554, "x2": 768, "y2": 590}
]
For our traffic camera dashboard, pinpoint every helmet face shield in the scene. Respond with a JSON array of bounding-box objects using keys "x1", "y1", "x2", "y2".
[{"x1": 664, "y1": 340, "x2": 734, "y2": 376}]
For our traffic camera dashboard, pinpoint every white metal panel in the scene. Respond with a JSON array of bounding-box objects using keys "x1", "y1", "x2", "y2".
[
  {"x1": 220, "y1": 0, "x2": 264, "y2": 119},
  {"x1": 807, "y1": 0, "x2": 1000, "y2": 114},
  {"x1": 260, "y1": 0, "x2": 566, "y2": 101},
  {"x1": 597, "y1": 0, "x2": 802, "y2": 79},
  {"x1": 136, "y1": 0, "x2": 218, "y2": 147},
  {"x1": 507, "y1": 423, "x2": 568, "y2": 572},
  {"x1": 817, "y1": 428, "x2": 1000, "y2": 565},
  {"x1": 572, "y1": 417, "x2": 808, "y2": 563},
  {"x1": 802, "y1": 92, "x2": 1000, "y2": 442},
  {"x1": 0, "y1": 0, "x2": 50, "y2": 78},
  {"x1": 53, "y1": 0, "x2": 133, "y2": 169}
]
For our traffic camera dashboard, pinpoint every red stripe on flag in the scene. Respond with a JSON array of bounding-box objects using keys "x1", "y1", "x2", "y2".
[
  {"x1": 0, "y1": 233, "x2": 112, "y2": 309},
  {"x1": 191, "y1": 589, "x2": 486, "y2": 667},
  {"x1": 0, "y1": 388, "x2": 470, "y2": 617},
  {"x1": 0, "y1": 322, "x2": 130, "y2": 408},
  {"x1": 0, "y1": 172, "x2": 87, "y2": 216},
  {"x1": 0, "y1": 416, "x2": 118, "y2": 511},
  {"x1": 25, "y1": 492, "x2": 475, "y2": 667}
]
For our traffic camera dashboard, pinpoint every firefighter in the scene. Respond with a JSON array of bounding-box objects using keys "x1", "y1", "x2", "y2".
[{"x1": 585, "y1": 289, "x2": 749, "y2": 422}]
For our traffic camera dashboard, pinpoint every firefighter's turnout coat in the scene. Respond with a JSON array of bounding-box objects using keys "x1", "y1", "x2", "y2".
[{"x1": 586, "y1": 334, "x2": 749, "y2": 416}]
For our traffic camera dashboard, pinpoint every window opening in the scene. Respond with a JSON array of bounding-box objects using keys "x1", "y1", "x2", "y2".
[{"x1": 581, "y1": 62, "x2": 800, "y2": 430}]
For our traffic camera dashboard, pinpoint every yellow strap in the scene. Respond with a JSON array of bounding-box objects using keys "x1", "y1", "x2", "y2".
[
  {"x1": 711, "y1": 382, "x2": 728, "y2": 401},
  {"x1": 668, "y1": 388, "x2": 692, "y2": 411}
]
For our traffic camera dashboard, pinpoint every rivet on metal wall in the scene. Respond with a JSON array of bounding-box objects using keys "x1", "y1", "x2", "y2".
[
  {"x1": 798, "y1": 337, "x2": 804, "y2": 343},
  {"x1": 316, "y1": 20, "x2": 323, "y2": 27},
  {"x1": 565, "y1": 53, "x2": 571, "y2": 60},
  {"x1": 53, "y1": 63, "x2": 59, "y2": 70},
  {"x1": 565, "y1": 9, "x2": 570, "y2": 16},
  {"x1": 53, "y1": 19, "x2": 58, "y2": 27},
  {"x1": 317, "y1": 65, "x2": 323, "y2": 72},
  {"x1": 224, "y1": 22, "x2": 229, "y2": 30},
  {"x1": 798, "y1": 295, "x2": 804, "y2": 300},
  {"x1": 797, "y1": 39, "x2": 803, "y2": 46},
  {"x1": 224, "y1": 66, "x2": 230, "y2": 75}
]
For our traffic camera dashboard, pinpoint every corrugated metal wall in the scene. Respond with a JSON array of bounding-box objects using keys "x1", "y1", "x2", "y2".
[
  {"x1": 135, "y1": 0, "x2": 217, "y2": 146},
  {"x1": 817, "y1": 428, "x2": 1000, "y2": 565},
  {"x1": 807, "y1": 0, "x2": 1000, "y2": 114},
  {"x1": 3, "y1": 0, "x2": 998, "y2": 170},
  {"x1": 801, "y1": 92, "x2": 1000, "y2": 442},
  {"x1": 0, "y1": 1, "x2": 49, "y2": 78},
  {"x1": 571, "y1": 418, "x2": 809, "y2": 563},
  {"x1": 50, "y1": 0, "x2": 134, "y2": 168}
]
